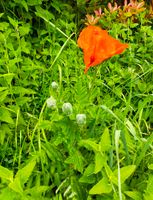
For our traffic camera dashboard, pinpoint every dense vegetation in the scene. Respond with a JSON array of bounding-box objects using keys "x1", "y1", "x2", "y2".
[{"x1": 0, "y1": 0, "x2": 153, "y2": 199}]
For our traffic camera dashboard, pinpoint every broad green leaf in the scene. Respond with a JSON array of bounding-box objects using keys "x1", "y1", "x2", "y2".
[
  {"x1": 0, "y1": 165, "x2": 13, "y2": 182},
  {"x1": 19, "y1": 24, "x2": 30, "y2": 36},
  {"x1": 15, "y1": 159, "x2": 36, "y2": 185},
  {"x1": 0, "y1": 107, "x2": 14, "y2": 124},
  {"x1": 7, "y1": 16, "x2": 18, "y2": 27},
  {"x1": 94, "y1": 152, "x2": 106, "y2": 174},
  {"x1": 99, "y1": 127, "x2": 111, "y2": 152},
  {"x1": 0, "y1": 187, "x2": 20, "y2": 200},
  {"x1": 113, "y1": 165, "x2": 136, "y2": 184},
  {"x1": 0, "y1": 73, "x2": 15, "y2": 85},
  {"x1": 79, "y1": 164, "x2": 95, "y2": 184},
  {"x1": 12, "y1": 86, "x2": 36, "y2": 95},
  {"x1": 0, "y1": 89, "x2": 8, "y2": 102},
  {"x1": 9, "y1": 176, "x2": 23, "y2": 194},
  {"x1": 79, "y1": 139, "x2": 99, "y2": 152},
  {"x1": 104, "y1": 163, "x2": 118, "y2": 185},
  {"x1": 65, "y1": 151, "x2": 84, "y2": 173},
  {"x1": 124, "y1": 191, "x2": 142, "y2": 200},
  {"x1": 89, "y1": 177, "x2": 112, "y2": 195}
]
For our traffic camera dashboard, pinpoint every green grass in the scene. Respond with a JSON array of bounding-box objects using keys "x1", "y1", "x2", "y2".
[{"x1": 0, "y1": 0, "x2": 153, "y2": 199}]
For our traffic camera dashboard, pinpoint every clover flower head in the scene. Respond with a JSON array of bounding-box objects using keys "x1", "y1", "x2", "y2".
[
  {"x1": 76, "y1": 114, "x2": 86, "y2": 125},
  {"x1": 46, "y1": 96, "x2": 56, "y2": 109},
  {"x1": 62, "y1": 102, "x2": 73, "y2": 115},
  {"x1": 51, "y1": 81, "x2": 58, "y2": 90}
]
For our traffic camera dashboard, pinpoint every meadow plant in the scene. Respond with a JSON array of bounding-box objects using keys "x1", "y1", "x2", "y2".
[{"x1": 0, "y1": 0, "x2": 153, "y2": 199}]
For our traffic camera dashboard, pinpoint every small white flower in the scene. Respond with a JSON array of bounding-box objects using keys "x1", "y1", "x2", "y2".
[
  {"x1": 62, "y1": 102, "x2": 73, "y2": 115},
  {"x1": 51, "y1": 81, "x2": 58, "y2": 90},
  {"x1": 76, "y1": 114, "x2": 86, "y2": 125},
  {"x1": 46, "y1": 96, "x2": 56, "y2": 109}
]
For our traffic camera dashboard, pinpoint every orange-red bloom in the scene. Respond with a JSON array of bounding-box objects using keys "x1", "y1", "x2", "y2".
[{"x1": 77, "y1": 25, "x2": 128, "y2": 73}]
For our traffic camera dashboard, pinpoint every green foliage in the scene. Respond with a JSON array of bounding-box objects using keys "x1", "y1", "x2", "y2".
[{"x1": 0, "y1": 0, "x2": 153, "y2": 199}]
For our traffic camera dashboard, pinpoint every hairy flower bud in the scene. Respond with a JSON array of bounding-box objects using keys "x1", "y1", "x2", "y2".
[
  {"x1": 76, "y1": 114, "x2": 86, "y2": 125},
  {"x1": 46, "y1": 96, "x2": 56, "y2": 109},
  {"x1": 51, "y1": 81, "x2": 58, "y2": 90},
  {"x1": 62, "y1": 103, "x2": 73, "y2": 115}
]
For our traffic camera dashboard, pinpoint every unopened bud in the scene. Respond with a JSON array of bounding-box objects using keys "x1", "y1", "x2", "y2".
[
  {"x1": 76, "y1": 114, "x2": 86, "y2": 125},
  {"x1": 46, "y1": 96, "x2": 56, "y2": 109},
  {"x1": 51, "y1": 81, "x2": 58, "y2": 90},
  {"x1": 62, "y1": 103, "x2": 73, "y2": 115}
]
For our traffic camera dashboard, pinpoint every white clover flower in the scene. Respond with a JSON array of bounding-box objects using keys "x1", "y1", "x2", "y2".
[
  {"x1": 51, "y1": 81, "x2": 58, "y2": 90},
  {"x1": 62, "y1": 102, "x2": 73, "y2": 115},
  {"x1": 46, "y1": 96, "x2": 56, "y2": 109},
  {"x1": 76, "y1": 114, "x2": 86, "y2": 125}
]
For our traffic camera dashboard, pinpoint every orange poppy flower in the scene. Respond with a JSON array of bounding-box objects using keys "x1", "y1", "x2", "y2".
[{"x1": 77, "y1": 25, "x2": 128, "y2": 73}]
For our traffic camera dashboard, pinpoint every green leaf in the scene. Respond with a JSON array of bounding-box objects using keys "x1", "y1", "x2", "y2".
[
  {"x1": 144, "y1": 174, "x2": 153, "y2": 200},
  {"x1": 99, "y1": 127, "x2": 111, "y2": 152},
  {"x1": 9, "y1": 176, "x2": 23, "y2": 194},
  {"x1": 27, "y1": 0, "x2": 41, "y2": 6},
  {"x1": 25, "y1": 186, "x2": 49, "y2": 196},
  {"x1": 15, "y1": 159, "x2": 36, "y2": 185},
  {"x1": 124, "y1": 191, "x2": 142, "y2": 200},
  {"x1": 79, "y1": 139, "x2": 99, "y2": 152},
  {"x1": 7, "y1": 16, "x2": 18, "y2": 28},
  {"x1": 79, "y1": 164, "x2": 95, "y2": 184},
  {"x1": 89, "y1": 177, "x2": 112, "y2": 195},
  {"x1": 0, "y1": 107, "x2": 14, "y2": 124},
  {"x1": 12, "y1": 86, "x2": 36, "y2": 95},
  {"x1": 65, "y1": 150, "x2": 84, "y2": 173},
  {"x1": 35, "y1": 6, "x2": 54, "y2": 21},
  {"x1": 113, "y1": 165, "x2": 136, "y2": 184},
  {"x1": 19, "y1": 24, "x2": 30, "y2": 36},
  {"x1": 94, "y1": 152, "x2": 106, "y2": 174},
  {"x1": 0, "y1": 165, "x2": 13, "y2": 182}
]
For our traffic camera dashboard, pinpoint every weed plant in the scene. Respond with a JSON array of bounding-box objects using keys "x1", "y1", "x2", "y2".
[{"x1": 0, "y1": 0, "x2": 153, "y2": 200}]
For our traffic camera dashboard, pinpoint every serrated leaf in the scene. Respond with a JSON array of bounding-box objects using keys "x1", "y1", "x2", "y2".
[
  {"x1": 25, "y1": 186, "x2": 49, "y2": 196},
  {"x1": 113, "y1": 165, "x2": 136, "y2": 184},
  {"x1": 0, "y1": 107, "x2": 14, "y2": 124},
  {"x1": 65, "y1": 151, "x2": 84, "y2": 173},
  {"x1": 19, "y1": 24, "x2": 30, "y2": 36},
  {"x1": 12, "y1": 86, "x2": 36, "y2": 95},
  {"x1": 0, "y1": 165, "x2": 13, "y2": 182},
  {"x1": 8, "y1": 16, "x2": 18, "y2": 28},
  {"x1": 99, "y1": 127, "x2": 111, "y2": 152},
  {"x1": 79, "y1": 139, "x2": 99, "y2": 152},
  {"x1": 89, "y1": 177, "x2": 112, "y2": 195},
  {"x1": 35, "y1": 6, "x2": 54, "y2": 21}
]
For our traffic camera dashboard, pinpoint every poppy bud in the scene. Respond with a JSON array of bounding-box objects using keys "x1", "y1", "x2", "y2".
[
  {"x1": 62, "y1": 103, "x2": 73, "y2": 115},
  {"x1": 51, "y1": 81, "x2": 58, "y2": 90},
  {"x1": 76, "y1": 114, "x2": 86, "y2": 125},
  {"x1": 46, "y1": 96, "x2": 56, "y2": 109}
]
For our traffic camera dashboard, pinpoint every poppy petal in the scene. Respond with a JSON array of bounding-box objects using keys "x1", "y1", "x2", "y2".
[{"x1": 77, "y1": 25, "x2": 128, "y2": 73}]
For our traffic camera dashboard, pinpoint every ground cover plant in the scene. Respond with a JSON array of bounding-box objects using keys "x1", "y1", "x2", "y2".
[{"x1": 0, "y1": 0, "x2": 153, "y2": 199}]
